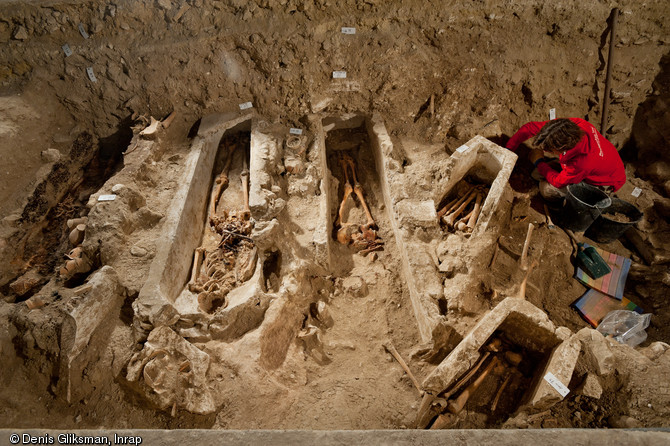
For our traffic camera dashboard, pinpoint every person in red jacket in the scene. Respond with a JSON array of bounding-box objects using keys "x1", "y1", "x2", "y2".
[{"x1": 506, "y1": 118, "x2": 626, "y2": 200}]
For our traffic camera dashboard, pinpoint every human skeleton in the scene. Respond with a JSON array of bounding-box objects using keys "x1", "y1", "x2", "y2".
[
  {"x1": 334, "y1": 152, "x2": 383, "y2": 254},
  {"x1": 188, "y1": 138, "x2": 257, "y2": 314}
]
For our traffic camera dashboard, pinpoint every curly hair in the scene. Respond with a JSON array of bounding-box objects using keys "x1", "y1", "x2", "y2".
[{"x1": 533, "y1": 118, "x2": 585, "y2": 152}]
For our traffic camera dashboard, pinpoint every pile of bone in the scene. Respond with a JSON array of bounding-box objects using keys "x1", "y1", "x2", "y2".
[
  {"x1": 437, "y1": 182, "x2": 489, "y2": 233},
  {"x1": 427, "y1": 337, "x2": 525, "y2": 429},
  {"x1": 59, "y1": 216, "x2": 92, "y2": 281}
]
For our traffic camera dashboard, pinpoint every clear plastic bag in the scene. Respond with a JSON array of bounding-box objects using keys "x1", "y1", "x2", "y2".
[{"x1": 597, "y1": 310, "x2": 651, "y2": 347}]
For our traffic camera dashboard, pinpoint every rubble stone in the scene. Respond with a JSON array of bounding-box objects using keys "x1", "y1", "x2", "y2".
[
  {"x1": 342, "y1": 276, "x2": 368, "y2": 297},
  {"x1": 13, "y1": 26, "x2": 28, "y2": 40},
  {"x1": 40, "y1": 148, "x2": 61, "y2": 163},
  {"x1": 126, "y1": 325, "x2": 215, "y2": 414},
  {"x1": 396, "y1": 199, "x2": 438, "y2": 230},
  {"x1": 577, "y1": 373, "x2": 603, "y2": 399},
  {"x1": 130, "y1": 245, "x2": 148, "y2": 257},
  {"x1": 576, "y1": 328, "x2": 615, "y2": 376}
]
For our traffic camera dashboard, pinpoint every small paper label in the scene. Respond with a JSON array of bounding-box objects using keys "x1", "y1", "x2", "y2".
[
  {"x1": 86, "y1": 67, "x2": 97, "y2": 82},
  {"x1": 289, "y1": 128, "x2": 303, "y2": 135},
  {"x1": 78, "y1": 23, "x2": 89, "y2": 39},
  {"x1": 544, "y1": 372, "x2": 570, "y2": 397},
  {"x1": 341, "y1": 27, "x2": 356, "y2": 34},
  {"x1": 332, "y1": 71, "x2": 347, "y2": 79},
  {"x1": 97, "y1": 194, "x2": 116, "y2": 202},
  {"x1": 239, "y1": 102, "x2": 253, "y2": 110},
  {"x1": 631, "y1": 187, "x2": 642, "y2": 198},
  {"x1": 62, "y1": 44, "x2": 73, "y2": 57},
  {"x1": 456, "y1": 144, "x2": 470, "y2": 153},
  {"x1": 549, "y1": 108, "x2": 556, "y2": 120}
]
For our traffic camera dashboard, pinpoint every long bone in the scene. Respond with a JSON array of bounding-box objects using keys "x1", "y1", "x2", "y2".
[
  {"x1": 437, "y1": 196, "x2": 459, "y2": 218},
  {"x1": 467, "y1": 192, "x2": 484, "y2": 230},
  {"x1": 442, "y1": 352, "x2": 491, "y2": 400},
  {"x1": 455, "y1": 210, "x2": 474, "y2": 232},
  {"x1": 209, "y1": 142, "x2": 236, "y2": 222},
  {"x1": 491, "y1": 373, "x2": 512, "y2": 412},
  {"x1": 440, "y1": 185, "x2": 475, "y2": 219},
  {"x1": 336, "y1": 153, "x2": 354, "y2": 227},
  {"x1": 345, "y1": 156, "x2": 376, "y2": 229},
  {"x1": 447, "y1": 356, "x2": 499, "y2": 414},
  {"x1": 442, "y1": 338, "x2": 501, "y2": 399},
  {"x1": 444, "y1": 189, "x2": 478, "y2": 228},
  {"x1": 188, "y1": 247, "x2": 205, "y2": 290}
]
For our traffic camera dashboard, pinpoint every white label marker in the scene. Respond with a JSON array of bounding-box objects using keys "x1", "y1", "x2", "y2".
[
  {"x1": 332, "y1": 71, "x2": 347, "y2": 79},
  {"x1": 289, "y1": 128, "x2": 303, "y2": 135},
  {"x1": 86, "y1": 67, "x2": 97, "y2": 82},
  {"x1": 78, "y1": 23, "x2": 89, "y2": 39},
  {"x1": 97, "y1": 194, "x2": 116, "y2": 202},
  {"x1": 62, "y1": 44, "x2": 73, "y2": 57},
  {"x1": 544, "y1": 372, "x2": 570, "y2": 397},
  {"x1": 549, "y1": 108, "x2": 556, "y2": 120},
  {"x1": 631, "y1": 187, "x2": 642, "y2": 198},
  {"x1": 341, "y1": 27, "x2": 356, "y2": 34},
  {"x1": 239, "y1": 102, "x2": 253, "y2": 110},
  {"x1": 456, "y1": 144, "x2": 470, "y2": 153}
]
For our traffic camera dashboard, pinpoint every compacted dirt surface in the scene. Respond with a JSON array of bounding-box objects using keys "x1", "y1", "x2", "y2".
[{"x1": 1, "y1": 0, "x2": 670, "y2": 433}]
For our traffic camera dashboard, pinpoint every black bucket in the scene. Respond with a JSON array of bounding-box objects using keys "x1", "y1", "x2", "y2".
[
  {"x1": 584, "y1": 198, "x2": 643, "y2": 243},
  {"x1": 559, "y1": 183, "x2": 612, "y2": 232}
]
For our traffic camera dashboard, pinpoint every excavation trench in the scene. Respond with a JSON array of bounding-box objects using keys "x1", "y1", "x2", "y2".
[
  {"x1": 1, "y1": 129, "x2": 129, "y2": 303},
  {"x1": 99, "y1": 112, "x2": 577, "y2": 428}
]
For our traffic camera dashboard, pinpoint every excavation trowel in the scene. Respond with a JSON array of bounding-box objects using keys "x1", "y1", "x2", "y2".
[{"x1": 565, "y1": 229, "x2": 611, "y2": 279}]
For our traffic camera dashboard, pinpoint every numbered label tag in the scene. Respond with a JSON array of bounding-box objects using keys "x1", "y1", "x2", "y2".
[
  {"x1": 78, "y1": 23, "x2": 89, "y2": 39},
  {"x1": 341, "y1": 27, "x2": 356, "y2": 34},
  {"x1": 239, "y1": 102, "x2": 253, "y2": 110},
  {"x1": 549, "y1": 108, "x2": 556, "y2": 120},
  {"x1": 332, "y1": 71, "x2": 347, "y2": 79},
  {"x1": 456, "y1": 144, "x2": 470, "y2": 153},
  {"x1": 289, "y1": 128, "x2": 303, "y2": 135},
  {"x1": 62, "y1": 44, "x2": 73, "y2": 57},
  {"x1": 544, "y1": 372, "x2": 569, "y2": 397},
  {"x1": 631, "y1": 187, "x2": 642, "y2": 198},
  {"x1": 86, "y1": 67, "x2": 97, "y2": 82},
  {"x1": 97, "y1": 194, "x2": 116, "y2": 202}
]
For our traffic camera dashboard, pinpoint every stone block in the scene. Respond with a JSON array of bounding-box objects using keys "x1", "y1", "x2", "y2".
[
  {"x1": 527, "y1": 334, "x2": 580, "y2": 409},
  {"x1": 396, "y1": 199, "x2": 438, "y2": 230},
  {"x1": 576, "y1": 328, "x2": 615, "y2": 376},
  {"x1": 423, "y1": 297, "x2": 565, "y2": 395},
  {"x1": 577, "y1": 373, "x2": 603, "y2": 399}
]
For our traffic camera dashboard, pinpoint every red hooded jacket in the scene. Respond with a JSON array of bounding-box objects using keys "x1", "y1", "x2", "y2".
[{"x1": 506, "y1": 118, "x2": 626, "y2": 192}]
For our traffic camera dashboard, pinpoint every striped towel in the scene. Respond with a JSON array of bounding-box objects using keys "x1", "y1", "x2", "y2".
[
  {"x1": 572, "y1": 289, "x2": 643, "y2": 328},
  {"x1": 574, "y1": 244, "x2": 631, "y2": 300}
]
